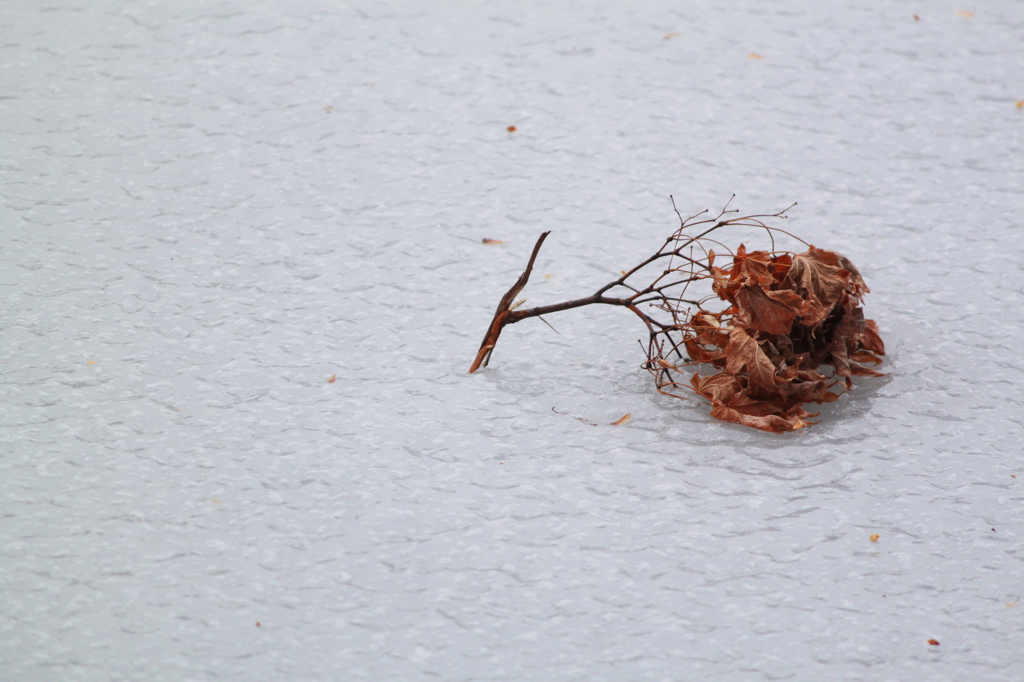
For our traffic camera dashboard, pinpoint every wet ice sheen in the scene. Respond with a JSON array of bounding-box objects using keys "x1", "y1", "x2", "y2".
[{"x1": 2, "y1": 1, "x2": 1023, "y2": 680}]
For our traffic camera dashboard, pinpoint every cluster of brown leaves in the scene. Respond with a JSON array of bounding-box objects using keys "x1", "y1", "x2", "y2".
[{"x1": 666, "y1": 245, "x2": 885, "y2": 433}]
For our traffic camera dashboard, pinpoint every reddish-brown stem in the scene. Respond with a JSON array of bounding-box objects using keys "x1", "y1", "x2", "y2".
[{"x1": 469, "y1": 231, "x2": 550, "y2": 373}]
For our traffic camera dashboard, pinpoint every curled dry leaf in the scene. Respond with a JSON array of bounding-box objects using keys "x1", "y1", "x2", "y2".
[
  {"x1": 326, "y1": 374, "x2": 336, "y2": 383},
  {"x1": 482, "y1": 238, "x2": 507, "y2": 245},
  {"x1": 610, "y1": 413, "x2": 632, "y2": 426},
  {"x1": 869, "y1": 534, "x2": 880, "y2": 542},
  {"x1": 725, "y1": 328, "x2": 777, "y2": 393},
  {"x1": 928, "y1": 639, "x2": 940, "y2": 646}
]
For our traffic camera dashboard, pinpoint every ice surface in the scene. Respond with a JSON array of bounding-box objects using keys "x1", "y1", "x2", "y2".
[{"x1": 2, "y1": 1, "x2": 1023, "y2": 680}]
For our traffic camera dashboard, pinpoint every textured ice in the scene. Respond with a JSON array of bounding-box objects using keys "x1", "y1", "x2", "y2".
[{"x1": 2, "y1": 1, "x2": 1023, "y2": 680}]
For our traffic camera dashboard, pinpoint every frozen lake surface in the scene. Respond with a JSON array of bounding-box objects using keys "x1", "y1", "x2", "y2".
[{"x1": 2, "y1": 1, "x2": 1023, "y2": 680}]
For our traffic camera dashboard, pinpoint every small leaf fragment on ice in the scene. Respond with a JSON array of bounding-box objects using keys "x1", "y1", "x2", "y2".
[
  {"x1": 327, "y1": 374, "x2": 336, "y2": 383},
  {"x1": 928, "y1": 639, "x2": 940, "y2": 646},
  {"x1": 869, "y1": 534, "x2": 880, "y2": 542},
  {"x1": 610, "y1": 413, "x2": 632, "y2": 425},
  {"x1": 1016, "y1": 101, "x2": 1024, "y2": 109},
  {"x1": 482, "y1": 238, "x2": 506, "y2": 245},
  {"x1": 955, "y1": 10, "x2": 973, "y2": 18},
  {"x1": 663, "y1": 32, "x2": 680, "y2": 40},
  {"x1": 87, "y1": 360, "x2": 97, "y2": 365},
  {"x1": 747, "y1": 53, "x2": 764, "y2": 60},
  {"x1": 507, "y1": 125, "x2": 516, "y2": 132}
]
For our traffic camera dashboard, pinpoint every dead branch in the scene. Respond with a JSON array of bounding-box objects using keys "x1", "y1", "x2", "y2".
[{"x1": 468, "y1": 200, "x2": 884, "y2": 433}]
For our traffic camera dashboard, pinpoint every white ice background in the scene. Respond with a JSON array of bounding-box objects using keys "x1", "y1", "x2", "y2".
[{"x1": 2, "y1": 1, "x2": 1023, "y2": 680}]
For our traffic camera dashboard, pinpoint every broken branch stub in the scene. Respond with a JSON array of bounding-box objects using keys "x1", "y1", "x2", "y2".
[
  {"x1": 468, "y1": 201, "x2": 885, "y2": 433},
  {"x1": 469, "y1": 230, "x2": 550, "y2": 373}
]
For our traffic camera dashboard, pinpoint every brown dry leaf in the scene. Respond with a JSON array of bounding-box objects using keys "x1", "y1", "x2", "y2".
[
  {"x1": 955, "y1": 10, "x2": 974, "y2": 18},
  {"x1": 734, "y1": 286, "x2": 805, "y2": 335},
  {"x1": 684, "y1": 339, "x2": 724, "y2": 365},
  {"x1": 869, "y1": 534, "x2": 880, "y2": 542},
  {"x1": 727, "y1": 390, "x2": 815, "y2": 421},
  {"x1": 729, "y1": 245, "x2": 777, "y2": 288},
  {"x1": 326, "y1": 374, "x2": 336, "y2": 383},
  {"x1": 691, "y1": 372, "x2": 743, "y2": 406},
  {"x1": 850, "y1": 350, "x2": 883, "y2": 365},
  {"x1": 825, "y1": 306, "x2": 888, "y2": 386},
  {"x1": 787, "y1": 246, "x2": 854, "y2": 326},
  {"x1": 707, "y1": 249, "x2": 716, "y2": 267},
  {"x1": 684, "y1": 312, "x2": 729, "y2": 364},
  {"x1": 928, "y1": 639, "x2": 940, "y2": 646},
  {"x1": 693, "y1": 311, "x2": 722, "y2": 330},
  {"x1": 849, "y1": 363, "x2": 886, "y2": 378},
  {"x1": 709, "y1": 402, "x2": 808, "y2": 433},
  {"x1": 482, "y1": 238, "x2": 507, "y2": 245},
  {"x1": 507, "y1": 125, "x2": 517, "y2": 132},
  {"x1": 774, "y1": 367, "x2": 837, "y2": 404},
  {"x1": 610, "y1": 413, "x2": 632, "y2": 425},
  {"x1": 725, "y1": 327, "x2": 777, "y2": 393},
  {"x1": 861, "y1": 319, "x2": 886, "y2": 354}
]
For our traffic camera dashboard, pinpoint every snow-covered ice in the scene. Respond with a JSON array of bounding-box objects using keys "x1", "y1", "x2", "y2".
[{"x1": 2, "y1": 1, "x2": 1023, "y2": 680}]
